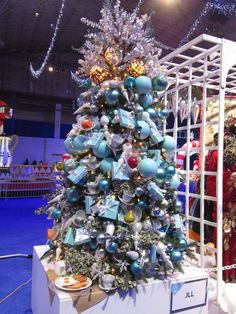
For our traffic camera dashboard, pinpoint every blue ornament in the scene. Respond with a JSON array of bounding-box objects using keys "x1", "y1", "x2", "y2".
[
  {"x1": 156, "y1": 167, "x2": 166, "y2": 180},
  {"x1": 169, "y1": 174, "x2": 181, "y2": 190},
  {"x1": 146, "y1": 107, "x2": 158, "y2": 120},
  {"x1": 135, "y1": 121, "x2": 151, "y2": 139},
  {"x1": 178, "y1": 238, "x2": 188, "y2": 251},
  {"x1": 98, "y1": 179, "x2": 110, "y2": 191},
  {"x1": 93, "y1": 140, "x2": 112, "y2": 158},
  {"x1": 166, "y1": 243, "x2": 173, "y2": 253},
  {"x1": 175, "y1": 200, "x2": 182, "y2": 211},
  {"x1": 130, "y1": 261, "x2": 143, "y2": 275},
  {"x1": 166, "y1": 165, "x2": 176, "y2": 178},
  {"x1": 137, "y1": 199, "x2": 148, "y2": 210},
  {"x1": 135, "y1": 76, "x2": 152, "y2": 95},
  {"x1": 152, "y1": 76, "x2": 168, "y2": 91},
  {"x1": 135, "y1": 187, "x2": 145, "y2": 196},
  {"x1": 66, "y1": 187, "x2": 80, "y2": 202},
  {"x1": 106, "y1": 242, "x2": 118, "y2": 253},
  {"x1": 162, "y1": 135, "x2": 175, "y2": 152},
  {"x1": 96, "y1": 233, "x2": 106, "y2": 244},
  {"x1": 170, "y1": 249, "x2": 183, "y2": 263},
  {"x1": 151, "y1": 208, "x2": 161, "y2": 217},
  {"x1": 64, "y1": 158, "x2": 79, "y2": 174},
  {"x1": 104, "y1": 88, "x2": 121, "y2": 106},
  {"x1": 48, "y1": 240, "x2": 54, "y2": 248},
  {"x1": 159, "y1": 108, "x2": 169, "y2": 120},
  {"x1": 139, "y1": 94, "x2": 153, "y2": 109},
  {"x1": 89, "y1": 242, "x2": 97, "y2": 250},
  {"x1": 124, "y1": 76, "x2": 136, "y2": 89},
  {"x1": 99, "y1": 157, "x2": 113, "y2": 174},
  {"x1": 73, "y1": 135, "x2": 90, "y2": 154},
  {"x1": 139, "y1": 158, "x2": 158, "y2": 178},
  {"x1": 64, "y1": 137, "x2": 75, "y2": 155},
  {"x1": 51, "y1": 208, "x2": 61, "y2": 220}
]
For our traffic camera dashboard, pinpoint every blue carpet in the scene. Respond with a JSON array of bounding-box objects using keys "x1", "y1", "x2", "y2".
[{"x1": 0, "y1": 198, "x2": 51, "y2": 314}]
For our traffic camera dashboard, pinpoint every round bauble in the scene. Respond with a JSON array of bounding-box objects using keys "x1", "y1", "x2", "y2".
[
  {"x1": 96, "y1": 233, "x2": 106, "y2": 244},
  {"x1": 135, "y1": 121, "x2": 151, "y2": 140},
  {"x1": 106, "y1": 242, "x2": 118, "y2": 253},
  {"x1": 136, "y1": 199, "x2": 148, "y2": 210},
  {"x1": 126, "y1": 251, "x2": 139, "y2": 260},
  {"x1": 146, "y1": 107, "x2": 158, "y2": 120},
  {"x1": 124, "y1": 76, "x2": 136, "y2": 89},
  {"x1": 99, "y1": 157, "x2": 113, "y2": 174},
  {"x1": 98, "y1": 178, "x2": 110, "y2": 192},
  {"x1": 56, "y1": 162, "x2": 64, "y2": 171},
  {"x1": 104, "y1": 88, "x2": 121, "y2": 106},
  {"x1": 169, "y1": 174, "x2": 181, "y2": 190},
  {"x1": 170, "y1": 249, "x2": 183, "y2": 263},
  {"x1": 166, "y1": 165, "x2": 176, "y2": 178},
  {"x1": 73, "y1": 135, "x2": 90, "y2": 154},
  {"x1": 151, "y1": 207, "x2": 161, "y2": 217},
  {"x1": 138, "y1": 158, "x2": 158, "y2": 178},
  {"x1": 89, "y1": 242, "x2": 97, "y2": 250},
  {"x1": 166, "y1": 243, "x2": 173, "y2": 253},
  {"x1": 124, "y1": 210, "x2": 135, "y2": 223},
  {"x1": 66, "y1": 186, "x2": 80, "y2": 202},
  {"x1": 64, "y1": 158, "x2": 78, "y2": 174},
  {"x1": 100, "y1": 114, "x2": 110, "y2": 126},
  {"x1": 95, "y1": 248, "x2": 106, "y2": 259},
  {"x1": 135, "y1": 76, "x2": 152, "y2": 95},
  {"x1": 156, "y1": 167, "x2": 166, "y2": 180},
  {"x1": 73, "y1": 210, "x2": 86, "y2": 225},
  {"x1": 93, "y1": 140, "x2": 112, "y2": 158},
  {"x1": 178, "y1": 238, "x2": 188, "y2": 251},
  {"x1": 130, "y1": 261, "x2": 143, "y2": 275},
  {"x1": 162, "y1": 135, "x2": 175, "y2": 152},
  {"x1": 135, "y1": 187, "x2": 144, "y2": 196},
  {"x1": 51, "y1": 208, "x2": 61, "y2": 220},
  {"x1": 139, "y1": 94, "x2": 153, "y2": 109},
  {"x1": 159, "y1": 108, "x2": 169, "y2": 120},
  {"x1": 127, "y1": 155, "x2": 138, "y2": 169},
  {"x1": 64, "y1": 137, "x2": 74, "y2": 155},
  {"x1": 175, "y1": 200, "x2": 182, "y2": 212},
  {"x1": 156, "y1": 178, "x2": 164, "y2": 186},
  {"x1": 152, "y1": 76, "x2": 168, "y2": 91},
  {"x1": 81, "y1": 119, "x2": 93, "y2": 129}
]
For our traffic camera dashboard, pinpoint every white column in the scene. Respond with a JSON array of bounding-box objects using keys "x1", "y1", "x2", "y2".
[{"x1": 54, "y1": 103, "x2": 61, "y2": 139}]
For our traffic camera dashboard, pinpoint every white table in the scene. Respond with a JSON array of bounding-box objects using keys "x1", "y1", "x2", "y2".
[{"x1": 31, "y1": 245, "x2": 208, "y2": 314}]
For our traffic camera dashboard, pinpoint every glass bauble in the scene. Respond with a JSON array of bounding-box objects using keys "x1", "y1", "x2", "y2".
[{"x1": 135, "y1": 76, "x2": 152, "y2": 95}]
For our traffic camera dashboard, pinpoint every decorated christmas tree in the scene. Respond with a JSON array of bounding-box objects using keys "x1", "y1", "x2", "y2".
[{"x1": 38, "y1": 0, "x2": 193, "y2": 291}]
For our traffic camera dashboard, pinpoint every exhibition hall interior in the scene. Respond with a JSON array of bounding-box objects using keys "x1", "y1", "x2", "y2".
[{"x1": 0, "y1": 0, "x2": 236, "y2": 313}]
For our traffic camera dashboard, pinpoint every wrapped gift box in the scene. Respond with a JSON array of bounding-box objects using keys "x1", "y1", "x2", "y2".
[
  {"x1": 147, "y1": 181, "x2": 164, "y2": 201},
  {"x1": 63, "y1": 227, "x2": 75, "y2": 246},
  {"x1": 150, "y1": 129, "x2": 163, "y2": 144},
  {"x1": 74, "y1": 228, "x2": 91, "y2": 245},
  {"x1": 118, "y1": 109, "x2": 135, "y2": 129},
  {"x1": 112, "y1": 162, "x2": 130, "y2": 181},
  {"x1": 86, "y1": 132, "x2": 104, "y2": 149},
  {"x1": 67, "y1": 166, "x2": 87, "y2": 185},
  {"x1": 84, "y1": 196, "x2": 95, "y2": 215},
  {"x1": 98, "y1": 197, "x2": 120, "y2": 220}
]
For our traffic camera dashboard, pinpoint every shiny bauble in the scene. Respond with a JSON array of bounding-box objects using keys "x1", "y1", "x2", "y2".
[
  {"x1": 138, "y1": 158, "x2": 158, "y2": 178},
  {"x1": 124, "y1": 210, "x2": 135, "y2": 223},
  {"x1": 160, "y1": 198, "x2": 169, "y2": 209},
  {"x1": 73, "y1": 135, "x2": 90, "y2": 154},
  {"x1": 90, "y1": 104, "x2": 98, "y2": 113},
  {"x1": 170, "y1": 249, "x2": 183, "y2": 263},
  {"x1": 90, "y1": 229, "x2": 98, "y2": 238},
  {"x1": 138, "y1": 94, "x2": 153, "y2": 109},
  {"x1": 64, "y1": 158, "x2": 78, "y2": 174},
  {"x1": 64, "y1": 137, "x2": 74, "y2": 155},
  {"x1": 143, "y1": 219, "x2": 152, "y2": 231},
  {"x1": 135, "y1": 76, "x2": 152, "y2": 95},
  {"x1": 159, "y1": 108, "x2": 169, "y2": 120},
  {"x1": 135, "y1": 121, "x2": 151, "y2": 140},
  {"x1": 51, "y1": 208, "x2": 61, "y2": 220},
  {"x1": 156, "y1": 167, "x2": 166, "y2": 180},
  {"x1": 130, "y1": 261, "x2": 143, "y2": 275},
  {"x1": 127, "y1": 156, "x2": 138, "y2": 169},
  {"x1": 166, "y1": 165, "x2": 176, "y2": 178},
  {"x1": 152, "y1": 76, "x2": 168, "y2": 91},
  {"x1": 178, "y1": 238, "x2": 188, "y2": 251},
  {"x1": 98, "y1": 178, "x2": 110, "y2": 191},
  {"x1": 175, "y1": 200, "x2": 182, "y2": 211},
  {"x1": 166, "y1": 243, "x2": 173, "y2": 253},
  {"x1": 126, "y1": 251, "x2": 139, "y2": 261},
  {"x1": 96, "y1": 233, "x2": 106, "y2": 244},
  {"x1": 93, "y1": 140, "x2": 112, "y2": 158},
  {"x1": 124, "y1": 76, "x2": 136, "y2": 89},
  {"x1": 73, "y1": 210, "x2": 86, "y2": 225},
  {"x1": 106, "y1": 242, "x2": 118, "y2": 253},
  {"x1": 135, "y1": 187, "x2": 144, "y2": 196},
  {"x1": 89, "y1": 242, "x2": 97, "y2": 250},
  {"x1": 136, "y1": 199, "x2": 148, "y2": 210},
  {"x1": 99, "y1": 157, "x2": 113, "y2": 174},
  {"x1": 95, "y1": 248, "x2": 106, "y2": 259},
  {"x1": 130, "y1": 222, "x2": 143, "y2": 233},
  {"x1": 100, "y1": 114, "x2": 110, "y2": 126},
  {"x1": 151, "y1": 207, "x2": 161, "y2": 217},
  {"x1": 162, "y1": 135, "x2": 175, "y2": 152},
  {"x1": 104, "y1": 88, "x2": 121, "y2": 106},
  {"x1": 66, "y1": 187, "x2": 80, "y2": 202},
  {"x1": 146, "y1": 107, "x2": 158, "y2": 121},
  {"x1": 155, "y1": 178, "x2": 164, "y2": 186},
  {"x1": 56, "y1": 162, "x2": 64, "y2": 171},
  {"x1": 169, "y1": 174, "x2": 181, "y2": 190},
  {"x1": 82, "y1": 119, "x2": 93, "y2": 129}
]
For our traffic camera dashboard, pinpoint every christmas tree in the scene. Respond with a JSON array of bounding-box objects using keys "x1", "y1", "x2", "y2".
[{"x1": 38, "y1": 0, "x2": 192, "y2": 291}]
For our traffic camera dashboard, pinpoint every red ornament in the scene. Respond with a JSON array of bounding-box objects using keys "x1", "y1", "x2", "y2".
[
  {"x1": 127, "y1": 156, "x2": 138, "y2": 168},
  {"x1": 82, "y1": 119, "x2": 93, "y2": 129}
]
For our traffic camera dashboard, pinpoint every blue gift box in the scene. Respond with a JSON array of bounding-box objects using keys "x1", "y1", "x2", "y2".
[
  {"x1": 118, "y1": 109, "x2": 135, "y2": 129},
  {"x1": 150, "y1": 129, "x2": 163, "y2": 144},
  {"x1": 75, "y1": 228, "x2": 91, "y2": 245},
  {"x1": 147, "y1": 181, "x2": 164, "y2": 201},
  {"x1": 64, "y1": 227, "x2": 75, "y2": 246},
  {"x1": 112, "y1": 162, "x2": 130, "y2": 181},
  {"x1": 86, "y1": 132, "x2": 104, "y2": 148},
  {"x1": 98, "y1": 197, "x2": 120, "y2": 220},
  {"x1": 84, "y1": 196, "x2": 94, "y2": 215},
  {"x1": 174, "y1": 214, "x2": 183, "y2": 230},
  {"x1": 67, "y1": 166, "x2": 87, "y2": 184}
]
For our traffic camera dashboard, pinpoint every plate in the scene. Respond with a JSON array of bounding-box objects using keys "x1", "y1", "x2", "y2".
[
  {"x1": 55, "y1": 277, "x2": 92, "y2": 292},
  {"x1": 98, "y1": 283, "x2": 116, "y2": 292}
]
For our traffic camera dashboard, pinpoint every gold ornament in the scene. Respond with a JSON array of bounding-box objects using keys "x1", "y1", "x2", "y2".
[
  {"x1": 124, "y1": 209, "x2": 135, "y2": 223},
  {"x1": 126, "y1": 59, "x2": 145, "y2": 78},
  {"x1": 89, "y1": 65, "x2": 110, "y2": 84},
  {"x1": 104, "y1": 47, "x2": 120, "y2": 66}
]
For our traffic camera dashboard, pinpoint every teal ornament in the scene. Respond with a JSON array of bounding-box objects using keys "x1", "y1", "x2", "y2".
[
  {"x1": 137, "y1": 199, "x2": 148, "y2": 210},
  {"x1": 159, "y1": 108, "x2": 169, "y2": 120},
  {"x1": 156, "y1": 178, "x2": 164, "y2": 186},
  {"x1": 156, "y1": 167, "x2": 166, "y2": 180},
  {"x1": 51, "y1": 208, "x2": 61, "y2": 220},
  {"x1": 98, "y1": 179, "x2": 110, "y2": 191},
  {"x1": 64, "y1": 158, "x2": 79, "y2": 174},
  {"x1": 96, "y1": 233, "x2": 106, "y2": 244},
  {"x1": 130, "y1": 261, "x2": 143, "y2": 275},
  {"x1": 104, "y1": 88, "x2": 121, "y2": 106},
  {"x1": 178, "y1": 238, "x2": 188, "y2": 251},
  {"x1": 170, "y1": 249, "x2": 183, "y2": 263},
  {"x1": 166, "y1": 165, "x2": 175, "y2": 178},
  {"x1": 139, "y1": 94, "x2": 153, "y2": 109},
  {"x1": 66, "y1": 187, "x2": 80, "y2": 202},
  {"x1": 99, "y1": 157, "x2": 113, "y2": 174},
  {"x1": 135, "y1": 76, "x2": 152, "y2": 95},
  {"x1": 93, "y1": 140, "x2": 112, "y2": 158},
  {"x1": 146, "y1": 107, "x2": 158, "y2": 120},
  {"x1": 64, "y1": 137, "x2": 74, "y2": 155},
  {"x1": 124, "y1": 76, "x2": 136, "y2": 89},
  {"x1": 135, "y1": 121, "x2": 151, "y2": 139},
  {"x1": 106, "y1": 242, "x2": 118, "y2": 253},
  {"x1": 89, "y1": 242, "x2": 97, "y2": 250},
  {"x1": 73, "y1": 135, "x2": 90, "y2": 154},
  {"x1": 169, "y1": 174, "x2": 181, "y2": 190},
  {"x1": 162, "y1": 135, "x2": 175, "y2": 152},
  {"x1": 152, "y1": 76, "x2": 168, "y2": 91},
  {"x1": 139, "y1": 158, "x2": 158, "y2": 178}
]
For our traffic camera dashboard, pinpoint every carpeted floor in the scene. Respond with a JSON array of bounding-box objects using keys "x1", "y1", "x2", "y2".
[{"x1": 0, "y1": 197, "x2": 51, "y2": 314}]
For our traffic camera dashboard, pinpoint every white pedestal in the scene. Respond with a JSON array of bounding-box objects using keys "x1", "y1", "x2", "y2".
[{"x1": 31, "y1": 245, "x2": 208, "y2": 314}]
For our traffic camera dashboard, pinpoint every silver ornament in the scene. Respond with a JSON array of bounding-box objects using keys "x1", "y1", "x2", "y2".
[
  {"x1": 126, "y1": 251, "x2": 139, "y2": 261},
  {"x1": 135, "y1": 187, "x2": 144, "y2": 196}
]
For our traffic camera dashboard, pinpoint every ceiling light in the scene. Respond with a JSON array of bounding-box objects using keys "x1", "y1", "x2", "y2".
[{"x1": 48, "y1": 66, "x2": 54, "y2": 72}]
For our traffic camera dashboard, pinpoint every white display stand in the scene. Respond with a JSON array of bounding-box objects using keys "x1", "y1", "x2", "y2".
[{"x1": 31, "y1": 246, "x2": 208, "y2": 314}]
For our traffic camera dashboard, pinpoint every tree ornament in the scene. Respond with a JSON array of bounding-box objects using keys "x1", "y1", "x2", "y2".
[
  {"x1": 170, "y1": 249, "x2": 183, "y2": 263},
  {"x1": 124, "y1": 76, "x2": 136, "y2": 89},
  {"x1": 64, "y1": 137, "x2": 75, "y2": 155},
  {"x1": 99, "y1": 157, "x2": 113, "y2": 174},
  {"x1": 124, "y1": 209, "x2": 135, "y2": 223},
  {"x1": 106, "y1": 242, "x2": 118, "y2": 253},
  {"x1": 82, "y1": 119, "x2": 93, "y2": 129},
  {"x1": 139, "y1": 158, "x2": 158, "y2": 178},
  {"x1": 166, "y1": 243, "x2": 173, "y2": 253},
  {"x1": 100, "y1": 114, "x2": 110, "y2": 126},
  {"x1": 135, "y1": 121, "x2": 151, "y2": 139},
  {"x1": 126, "y1": 251, "x2": 139, "y2": 260},
  {"x1": 162, "y1": 135, "x2": 175, "y2": 152},
  {"x1": 73, "y1": 135, "x2": 90, "y2": 154},
  {"x1": 178, "y1": 238, "x2": 188, "y2": 251},
  {"x1": 64, "y1": 158, "x2": 79, "y2": 174},
  {"x1": 159, "y1": 108, "x2": 169, "y2": 120},
  {"x1": 127, "y1": 156, "x2": 138, "y2": 169},
  {"x1": 126, "y1": 60, "x2": 144, "y2": 78},
  {"x1": 156, "y1": 167, "x2": 166, "y2": 180},
  {"x1": 66, "y1": 186, "x2": 80, "y2": 202},
  {"x1": 169, "y1": 174, "x2": 181, "y2": 190},
  {"x1": 104, "y1": 88, "x2": 121, "y2": 106},
  {"x1": 73, "y1": 210, "x2": 86, "y2": 225},
  {"x1": 98, "y1": 178, "x2": 110, "y2": 191},
  {"x1": 90, "y1": 242, "x2": 97, "y2": 250},
  {"x1": 136, "y1": 199, "x2": 148, "y2": 210},
  {"x1": 151, "y1": 207, "x2": 161, "y2": 217},
  {"x1": 175, "y1": 200, "x2": 182, "y2": 212},
  {"x1": 90, "y1": 65, "x2": 110, "y2": 84},
  {"x1": 56, "y1": 162, "x2": 64, "y2": 171},
  {"x1": 135, "y1": 187, "x2": 144, "y2": 196},
  {"x1": 51, "y1": 208, "x2": 61, "y2": 220},
  {"x1": 146, "y1": 107, "x2": 158, "y2": 120},
  {"x1": 96, "y1": 233, "x2": 106, "y2": 244},
  {"x1": 93, "y1": 140, "x2": 112, "y2": 158},
  {"x1": 135, "y1": 76, "x2": 152, "y2": 95},
  {"x1": 104, "y1": 47, "x2": 121, "y2": 66},
  {"x1": 130, "y1": 260, "x2": 143, "y2": 275},
  {"x1": 152, "y1": 76, "x2": 168, "y2": 91},
  {"x1": 139, "y1": 94, "x2": 153, "y2": 109},
  {"x1": 166, "y1": 165, "x2": 176, "y2": 178}
]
